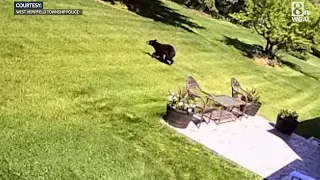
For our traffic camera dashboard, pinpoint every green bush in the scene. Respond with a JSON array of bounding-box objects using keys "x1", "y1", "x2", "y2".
[
  {"x1": 167, "y1": 88, "x2": 196, "y2": 112},
  {"x1": 278, "y1": 109, "x2": 299, "y2": 119}
]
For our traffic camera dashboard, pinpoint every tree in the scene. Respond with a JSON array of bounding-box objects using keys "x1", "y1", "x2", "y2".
[
  {"x1": 231, "y1": 0, "x2": 320, "y2": 60},
  {"x1": 215, "y1": 0, "x2": 246, "y2": 17},
  {"x1": 310, "y1": 0, "x2": 320, "y2": 6},
  {"x1": 172, "y1": 0, "x2": 218, "y2": 14},
  {"x1": 171, "y1": 0, "x2": 247, "y2": 17}
]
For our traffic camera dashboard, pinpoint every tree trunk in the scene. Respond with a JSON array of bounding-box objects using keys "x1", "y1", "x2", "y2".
[{"x1": 264, "y1": 40, "x2": 275, "y2": 60}]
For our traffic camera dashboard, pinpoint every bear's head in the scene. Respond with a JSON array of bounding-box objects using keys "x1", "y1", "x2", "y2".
[{"x1": 146, "y1": 39, "x2": 157, "y2": 46}]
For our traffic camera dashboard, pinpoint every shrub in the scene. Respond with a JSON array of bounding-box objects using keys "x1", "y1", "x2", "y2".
[
  {"x1": 246, "y1": 87, "x2": 260, "y2": 102},
  {"x1": 167, "y1": 88, "x2": 196, "y2": 113},
  {"x1": 278, "y1": 109, "x2": 299, "y2": 119}
]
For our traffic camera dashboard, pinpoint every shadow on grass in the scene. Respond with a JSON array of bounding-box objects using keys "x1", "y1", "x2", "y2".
[
  {"x1": 102, "y1": 0, "x2": 204, "y2": 33},
  {"x1": 142, "y1": 51, "x2": 173, "y2": 66},
  {"x1": 281, "y1": 60, "x2": 302, "y2": 72},
  {"x1": 281, "y1": 60, "x2": 319, "y2": 81},
  {"x1": 223, "y1": 36, "x2": 320, "y2": 81},
  {"x1": 295, "y1": 116, "x2": 320, "y2": 139},
  {"x1": 312, "y1": 46, "x2": 320, "y2": 58},
  {"x1": 222, "y1": 35, "x2": 264, "y2": 58},
  {"x1": 265, "y1": 123, "x2": 320, "y2": 179}
]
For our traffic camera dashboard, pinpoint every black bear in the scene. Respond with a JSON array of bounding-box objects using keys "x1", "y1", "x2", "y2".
[{"x1": 146, "y1": 39, "x2": 175, "y2": 65}]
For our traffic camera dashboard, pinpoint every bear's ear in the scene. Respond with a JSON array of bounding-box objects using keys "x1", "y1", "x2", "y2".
[{"x1": 154, "y1": 39, "x2": 157, "y2": 42}]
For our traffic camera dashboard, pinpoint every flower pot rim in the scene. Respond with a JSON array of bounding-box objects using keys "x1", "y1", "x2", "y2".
[
  {"x1": 277, "y1": 115, "x2": 299, "y2": 120},
  {"x1": 167, "y1": 105, "x2": 194, "y2": 115},
  {"x1": 247, "y1": 101, "x2": 261, "y2": 104}
]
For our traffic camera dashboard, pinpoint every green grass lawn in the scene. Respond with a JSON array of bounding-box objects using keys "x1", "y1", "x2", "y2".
[
  {"x1": 279, "y1": 53, "x2": 320, "y2": 80},
  {"x1": 1, "y1": 0, "x2": 320, "y2": 179}
]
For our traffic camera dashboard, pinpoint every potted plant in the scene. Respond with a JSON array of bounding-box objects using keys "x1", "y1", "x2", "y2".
[
  {"x1": 275, "y1": 109, "x2": 299, "y2": 135},
  {"x1": 163, "y1": 88, "x2": 196, "y2": 129},
  {"x1": 241, "y1": 88, "x2": 262, "y2": 116}
]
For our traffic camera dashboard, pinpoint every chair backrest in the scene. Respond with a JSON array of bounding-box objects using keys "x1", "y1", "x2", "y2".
[
  {"x1": 186, "y1": 76, "x2": 201, "y2": 96},
  {"x1": 231, "y1": 77, "x2": 241, "y2": 99}
]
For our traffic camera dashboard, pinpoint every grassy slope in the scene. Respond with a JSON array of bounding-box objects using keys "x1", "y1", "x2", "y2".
[
  {"x1": 0, "y1": 0, "x2": 319, "y2": 179},
  {"x1": 280, "y1": 53, "x2": 320, "y2": 80}
]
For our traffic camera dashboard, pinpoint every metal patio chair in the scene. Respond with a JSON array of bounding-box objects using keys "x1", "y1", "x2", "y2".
[
  {"x1": 186, "y1": 76, "x2": 217, "y2": 127},
  {"x1": 230, "y1": 77, "x2": 251, "y2": 118}
]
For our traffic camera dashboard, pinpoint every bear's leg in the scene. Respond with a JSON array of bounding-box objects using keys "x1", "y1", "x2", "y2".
[
  {"x1": 151, "y1": 52, "x2": 157, "y2": 58},
  {"x1": 162, "y1": 54, "x2": 166, "y2": 61},
  {"x1": 165, "y1": 54, "x2": 174, "y2": 65}
]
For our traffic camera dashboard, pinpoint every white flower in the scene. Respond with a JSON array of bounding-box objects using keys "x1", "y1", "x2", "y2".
[
  {"x1": 168, "y1": 96, "x2": 173, "y2": 102},
  {"x1": 187, "y1": 108, "x2": 193, "y2": 113}
]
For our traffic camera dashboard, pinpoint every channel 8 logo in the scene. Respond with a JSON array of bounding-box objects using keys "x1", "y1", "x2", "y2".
[{"x1": 292, "y1": 2, "x2": 305, "y2": 16}]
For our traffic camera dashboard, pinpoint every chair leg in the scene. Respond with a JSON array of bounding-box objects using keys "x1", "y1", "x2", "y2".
[
  {"x1": 194, "y1": 114, "x2": 202, "y2": 129},
  {"x1": 241, "y1": 113, "x2": 248, "y2": 120},
  {"x1": 208, "y1": 111, "x2": 213, "y2": 124},
  {"x1": 236, "y1": 106, "x2": 242, "y2": 121},
  {"x1": 200, "y1": 111, "x2": 208, "y2": 126},
  {"x1": 230, "y1": 106, "x2": 237, "y2": 122},
  {"x1": 238, "y1": 113, "x2": 243, "y2": 121},
  {"x1": 232, "y1": 105, "x2": 246, "y2": 121},
  {"x1": 197, "y1": 122, "x2": 201, "y2": 129},
  {"x1": 242, "y1": 106, "x2": 249, "y2": 119},
  {"x1": 218, "y1": 107, "x2": 224, "y2": 124}
]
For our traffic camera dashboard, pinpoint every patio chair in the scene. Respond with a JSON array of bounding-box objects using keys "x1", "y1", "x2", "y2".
[
  {"x1": 230, "y1": 77, "x2": 251, "y2": 117},
  {"x1": 231, "y1": 77, "x2": 250, "y2": 102},
  {"x1": 186, "y1": 76, "x2": 217, "y2": 126}
]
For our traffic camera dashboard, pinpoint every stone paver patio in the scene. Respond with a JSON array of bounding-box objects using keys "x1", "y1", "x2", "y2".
[{"x1": 162, "y1": 115, "x2": 320, "y2": 180}]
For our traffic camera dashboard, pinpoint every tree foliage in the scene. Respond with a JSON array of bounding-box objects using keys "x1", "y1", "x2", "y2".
[
  {"x1": 172, "y1": 0, "x2": 218, "y2": 14},
  {"x1": 310, "y1": 0, "x2": 320, "y2": 6},
  {"x1": 231, "y1": 0, "x2": 320, "y2": 59},
  {"x1": 171, "y1": 0, "x2": 247, "y2": 17},
  {"x1": 215, "y1": 0, "x2": 246, "y2": 17}
]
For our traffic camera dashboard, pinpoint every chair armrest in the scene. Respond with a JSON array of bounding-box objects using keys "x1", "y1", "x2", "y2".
[
  {"x1": 237, "y1": 91, "x2": 249, "y2": 102},
  {"x1": 232, "y1": 87, "x2": 248, "y2": 101},
  {"x1": 239, "y1": 87, "x2": 254, "y2": 102},
  {"x1": 189, "y1": 93, "x2": 206, "y2": 108},
  {"x1": 200, "y1": 89, "x2": 217, "y2": 97},
  {"x1": 239, "y1": 86, "x2": 249, "y2": 94}
]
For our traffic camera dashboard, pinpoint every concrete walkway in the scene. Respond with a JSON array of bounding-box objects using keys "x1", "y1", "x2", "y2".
[{"x1": 162, "y1": 115, "x2": 320, "y2": 180}]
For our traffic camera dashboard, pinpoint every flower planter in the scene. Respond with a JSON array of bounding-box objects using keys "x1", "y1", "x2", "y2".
[
  {"x1": 275, "y1": 114, "x2": 299, "y2": 135},
  {"x1": 243, "y1": 101, "x2": 262, "y2": 116},
  {"x1": 164, "y1": 105, "x2": 193, "y2": 129}
]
